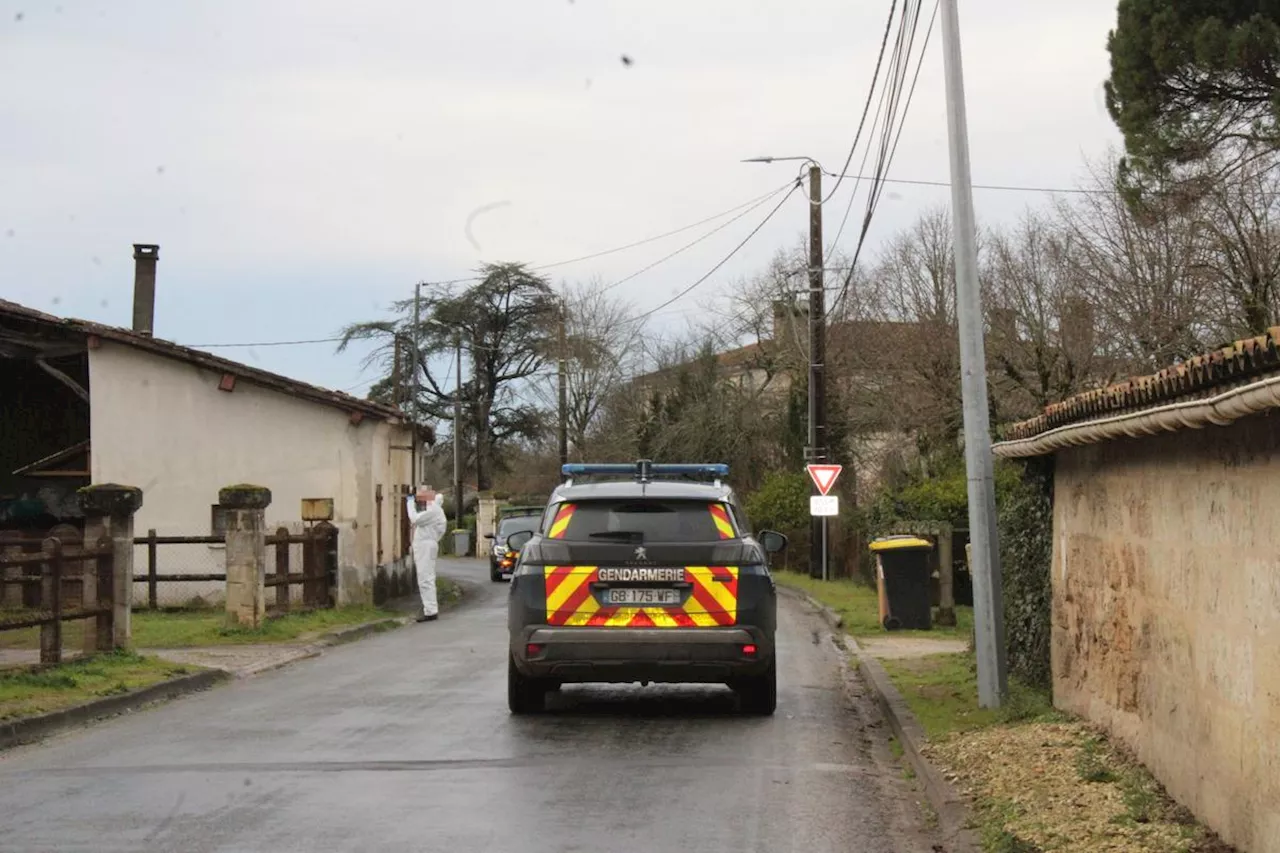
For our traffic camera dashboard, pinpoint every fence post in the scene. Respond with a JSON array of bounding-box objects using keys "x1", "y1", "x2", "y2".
[
  {"x1": 0, "y1": 531, "x2": 22, "y2": 609},
  {"x1": 78, "y1": 484, "x2": 143, "y2": 649},
  {"x1": 41, "y1": 538, "x2": 63, "y2": 664},
  {"x1": 220, "y1": 484, "x2": 271, "y2": 628},
  {"x1": 80, "y1": 535, "x2": 99, "y2": 658},
  {"x1": 274, "y1": 526, "x2": 290, "y2": 614},
  {"x1": 95, "y1": 535, "x2": 114, "y2": 652},
  {"x1": 147, "y1": 529, "x2": 158, "y2": 610},
  {"x1": 936, "y1": 523, "x2": 957, "y2": 627}
]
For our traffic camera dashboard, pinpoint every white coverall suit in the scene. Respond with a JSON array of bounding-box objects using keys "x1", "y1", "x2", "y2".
[{"x1": 406, "y1": 493, "x2": 448, "y2": 617}]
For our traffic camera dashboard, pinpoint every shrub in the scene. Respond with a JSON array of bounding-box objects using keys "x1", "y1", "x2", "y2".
[{"x1": 996, "y1": 458, "x2": 1053, "y2": 691}]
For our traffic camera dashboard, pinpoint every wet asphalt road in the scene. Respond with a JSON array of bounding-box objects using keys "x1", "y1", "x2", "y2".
[{"x1": 0, "y1": 559, "x2": 941, "y2": 853}]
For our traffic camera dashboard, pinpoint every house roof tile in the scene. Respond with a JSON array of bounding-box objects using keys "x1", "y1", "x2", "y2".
[
  {"x1": 1002, "y1": 327, "x2": 1280, "y2": 442},
  {"x1": 0, "y1": 299, "x2": 425, "y2": 433}
]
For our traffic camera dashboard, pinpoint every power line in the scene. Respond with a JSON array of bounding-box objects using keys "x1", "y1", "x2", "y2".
[
  {"x1": 627, "y1": 181, "x2": 803, "y2": 325},
  {"x1": 823, "y1": 0, "x2": 901, "y2": 205},
  {"x1": 187, "y1": 336, "x2": 346, "y2": 348},
  {"x1": 835, "y1": 0, "x2": 939, "y2": 313},
  {"x1": 822, "y1": 169, "x2": 1113, "y2": 195},
  {"x1": 596, "y1": 181, "x2": 797, "y2": 295},
  {"x1": 413, "y1": 181, "x2": 801, "y2": 289}
]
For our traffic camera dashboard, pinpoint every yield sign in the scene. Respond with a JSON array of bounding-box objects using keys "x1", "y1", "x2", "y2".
[{"x1": 807, "y1": 464, "x2": 842, "y2": 496}]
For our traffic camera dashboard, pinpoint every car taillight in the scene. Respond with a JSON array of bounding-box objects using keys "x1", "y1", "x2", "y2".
[
  {"x1": 526, "y1": 643, "x2": 544, "y2": 656},
  {"x1": 741, "y1": 643, "x2": 758, "y2": 657}
]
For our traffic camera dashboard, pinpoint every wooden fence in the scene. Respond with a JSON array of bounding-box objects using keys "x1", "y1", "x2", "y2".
[
  {"x1": 133, "y1": 526, "x2": 336, "y2": 612},
  {"x1": 0, "y1": 536, "x2": 115, "y2": 664}
]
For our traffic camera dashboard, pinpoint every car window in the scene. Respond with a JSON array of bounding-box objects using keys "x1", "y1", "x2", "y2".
[
  {"x1": 555, "y1": 500, "x2": 736, "y2": 542},
  {"x1": 498, "y1": 516, "x2": 539, "y2": 538}
]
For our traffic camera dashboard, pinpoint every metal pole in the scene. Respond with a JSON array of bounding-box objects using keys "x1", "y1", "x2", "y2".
[
  {"x1": 557, "y1": 297, "x2": 568, "y2": 468},
  {"x1": 807, "y1": 164, "x2": 827, "y2": 580},
  {"x1": 453, "y1": 332, "x2": 463, "y2": 530},
  {"x1": 940, "y1": 0, "x2": 1007, "y2": 708},
  {"x1": 411, "y1": 282, "x2": 422, "y2": 488}
]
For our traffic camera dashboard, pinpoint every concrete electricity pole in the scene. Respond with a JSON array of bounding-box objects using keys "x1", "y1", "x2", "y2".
[{"x1": 940, "y1": 0, "x2": 1008, "y2": 707}]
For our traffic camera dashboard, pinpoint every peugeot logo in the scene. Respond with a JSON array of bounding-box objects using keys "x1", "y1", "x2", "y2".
[{"x1": 633, "y1": 546, "x2": 648, "y2": 561}]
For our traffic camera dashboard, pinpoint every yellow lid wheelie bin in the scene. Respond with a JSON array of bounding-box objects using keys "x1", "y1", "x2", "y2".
[{"x1": 869, "y1": 536, "x2": 934, "y2": 631}]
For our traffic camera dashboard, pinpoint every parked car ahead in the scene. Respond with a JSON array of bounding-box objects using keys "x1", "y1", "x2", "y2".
[{"x1": 487, "y1": 508, "x2": 543, "y2": 582}]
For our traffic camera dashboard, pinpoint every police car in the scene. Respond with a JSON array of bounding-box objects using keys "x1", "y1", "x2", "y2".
[{"x1": 504, "y1": 461, "x2": 787, "y2": 715}]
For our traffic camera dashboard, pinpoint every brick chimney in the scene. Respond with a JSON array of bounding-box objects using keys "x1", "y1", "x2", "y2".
[{"x1": 131, "y1": 243, "x2": 159, "y2": 337}]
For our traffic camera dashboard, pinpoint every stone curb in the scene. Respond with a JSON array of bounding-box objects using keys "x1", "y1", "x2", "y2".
[
  {"x1": 0, "y1": 668, "x2": 231, "y2": 751},
  {"x1": 778, "y1": 582, "x2": 977, "y2": 851},
  {"x1": 841, "y1": 633, "x2": 978, "y2": 852},
  {"x1": 316, "y1": 618, "x2": 409, "y2": 647},
  {"x1": 775, "y1": 582, "x2": 844, "y2": 630}
]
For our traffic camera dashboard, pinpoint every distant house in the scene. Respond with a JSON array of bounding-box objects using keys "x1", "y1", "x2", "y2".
[
  {"x1": 0, "y1": 248, "x2": 431, "y2": 605},
  {"x1": 632, "y1": 304, "x2": 927, "y2": 499}
]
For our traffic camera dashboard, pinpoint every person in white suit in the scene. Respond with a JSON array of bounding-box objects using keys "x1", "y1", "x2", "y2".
[{"x1": 406, "y1": 486, "x2": 448, "y2": 622}]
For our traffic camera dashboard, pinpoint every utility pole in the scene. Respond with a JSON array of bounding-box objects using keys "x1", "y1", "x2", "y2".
[
  {"x1": 453, "y1": 331, "x2": 463, "y2": 530},
  {"x1": 411, "y1": 282, "x2": 422, "y2": 489},
  {"x1": 557, "y1": 297, "x2": 568, "y2": 469},
  {"x1": 807, "y1": 163, "x2": 828, "y2": 582},
  {"x1": 940, "y1": 0, "x2": 1007, "y2": 708}
]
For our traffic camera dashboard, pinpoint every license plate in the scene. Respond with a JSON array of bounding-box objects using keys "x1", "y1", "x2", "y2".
[{"x1": 604, "y1": 587, "x2": 681, "y2": 606}]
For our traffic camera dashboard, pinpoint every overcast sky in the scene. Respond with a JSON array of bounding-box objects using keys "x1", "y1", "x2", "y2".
[{"x1": 1, "y1": 0, "x2": 1122, "y2": 396}]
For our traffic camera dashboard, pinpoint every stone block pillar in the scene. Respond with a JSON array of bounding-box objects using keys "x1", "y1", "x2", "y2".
[
  {"x1": 220, "y1": 484, "x2": 272, "y2": 628},
  {"x1": 78, "y1": 483, "x2": 143, "y2": 649}
]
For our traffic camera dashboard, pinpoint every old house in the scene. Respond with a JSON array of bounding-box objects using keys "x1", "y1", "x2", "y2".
[
  {"x1": 993, "y1": 331, "x2": 1280, "y2": 853},
  {"x1": 0, "y1": 246, "x2": 430, "y2": 605}
]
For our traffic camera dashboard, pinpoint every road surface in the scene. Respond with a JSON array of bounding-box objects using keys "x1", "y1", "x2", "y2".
[{"x1": 0, "y1": 559, "x2": 943, "y2": 852}]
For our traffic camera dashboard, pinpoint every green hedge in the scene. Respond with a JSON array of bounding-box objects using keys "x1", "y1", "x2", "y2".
[
  {"x1": 996, "y1": 458, "x2": 1054, "y2": 691},
  {"x1": 861, "y1": 455, "x2": 1055, "y2": 692}
]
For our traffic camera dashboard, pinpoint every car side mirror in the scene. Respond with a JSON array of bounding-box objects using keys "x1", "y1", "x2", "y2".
[
  {"x1": 505, "y1": 530, "x2": 534, "y2": 550},
  {"x1": 483, "y1": 533, "x2": 494, "y2": 539},
  {"x1": 759, "y1": 530, "x2": 788, "y2": 554}
]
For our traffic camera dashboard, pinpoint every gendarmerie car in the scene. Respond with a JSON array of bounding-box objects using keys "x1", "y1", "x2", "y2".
[{"x1": 504, "y1": 460, "x2": 788, "y2": 715}]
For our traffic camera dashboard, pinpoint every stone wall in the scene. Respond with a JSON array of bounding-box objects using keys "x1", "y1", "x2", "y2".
[{"x1": 1052, "y1": 410, "x2": 1280, "y2": 853}]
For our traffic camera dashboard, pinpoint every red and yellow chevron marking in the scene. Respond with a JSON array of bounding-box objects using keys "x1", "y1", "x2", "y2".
[
  {"x1": 543, "y1": 566, "x2": 739, "y2": 627},
  {"x1": 547, "y1": 504, "x2": 576, "y2": 539},
  {"x1": 708, "y1": 504, "x2": 735, "y2": 540}
]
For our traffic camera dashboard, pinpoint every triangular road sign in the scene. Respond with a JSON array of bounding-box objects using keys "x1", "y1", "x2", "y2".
[{"x1": 807, "y1": 464, "x2": 842, "y2": 496}]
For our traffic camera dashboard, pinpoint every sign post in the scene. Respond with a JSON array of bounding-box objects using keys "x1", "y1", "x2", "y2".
[{"x1": 806, "y1": 465, "x2": 843, "y2": 581}]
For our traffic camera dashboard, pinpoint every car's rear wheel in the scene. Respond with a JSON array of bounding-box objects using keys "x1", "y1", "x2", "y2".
[
  {"x1": 508, "y1": 654, "x2": 547, "y2": 714},
  {"x1": 736, "y1": 661, "x2": 777, "y2": 716}
]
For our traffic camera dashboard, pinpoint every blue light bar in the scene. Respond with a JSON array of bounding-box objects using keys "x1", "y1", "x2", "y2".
[
  {"x1": 650, "y1": 463, "x2": 730, "y2": 477},
  {"x1": 561, "y1": 464, "x2": 637, "y2": 476},
  {"x1": 560, "y1": 462, "x2": 729, "y2": 479}
]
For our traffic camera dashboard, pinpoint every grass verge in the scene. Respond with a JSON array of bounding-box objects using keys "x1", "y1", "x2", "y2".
[
  {"x1": 132, "y1": 605, "x2": 395, "y2": 647},
  {"x1": 772, "y1": 570, "x2": 973, "y2": 637},
  {"x1": 0, "y1": 650, "x2": 197, "y2": 721},
  {"x1": 1, "y1": 577, "x2": 465, "y2": 651},
  {"x1": 881, "y1": 653, "x2": 1059, "y2": 739},
  {"x1": 775, "y1": 572, "x2": 1235, "y2": 852}
]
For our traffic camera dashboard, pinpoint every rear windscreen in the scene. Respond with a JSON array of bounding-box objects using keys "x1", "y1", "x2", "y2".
[
  {"x1": 551, "y1": 500, "x2": 735, "y2": 542},
  {"x1": 498, "y1": 516, "x2": 540, "y2": 538}
]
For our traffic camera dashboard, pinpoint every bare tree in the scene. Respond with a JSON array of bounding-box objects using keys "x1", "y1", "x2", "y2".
[
  {"x1": 984, "y1": 210, "x2": 1110, "y2": 421},
  {"x1": 1193, "y1": 148, "x2": 1280, "y2": 338},
  {"x1": 1054, "y1": 152, "x2": 1213, "y2": 371},
  {"x1": 530, "y1": 280, "x2": 643, "y2": 457}
]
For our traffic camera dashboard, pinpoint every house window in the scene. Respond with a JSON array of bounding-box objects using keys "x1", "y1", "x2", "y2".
[{"x1": 211, "y1": 504, "x2": 231, "y2": 537}]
